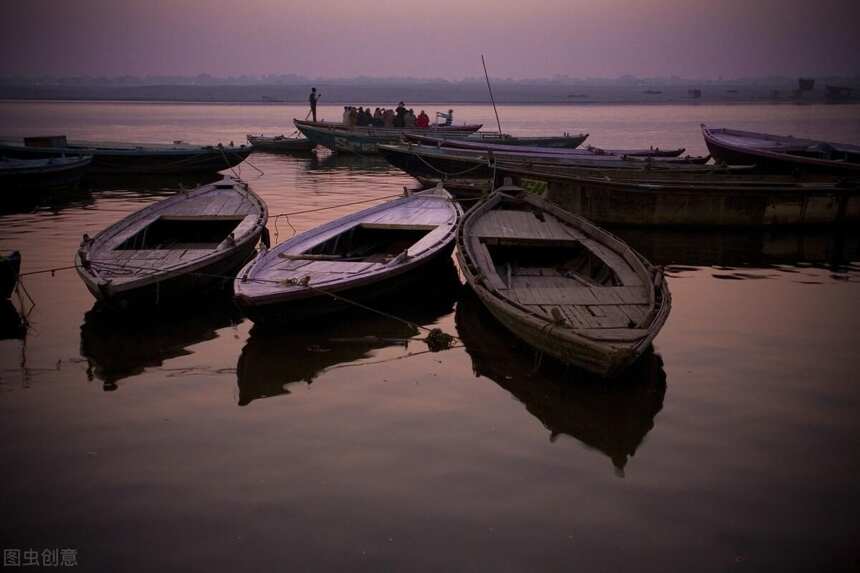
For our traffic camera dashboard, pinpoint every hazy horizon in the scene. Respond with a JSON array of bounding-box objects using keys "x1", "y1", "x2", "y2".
[{"x1": 3, "y1": 0, "x2": 859, "y2": 80}]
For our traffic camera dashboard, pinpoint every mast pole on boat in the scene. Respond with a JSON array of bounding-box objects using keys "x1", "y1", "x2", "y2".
[{"x1": 481, "y1": 54, "x2": 503, "y2": 135}]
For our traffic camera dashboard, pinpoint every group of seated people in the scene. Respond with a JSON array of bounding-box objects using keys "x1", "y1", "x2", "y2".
[{"x1": 341, "y1": 103, "x2": 454, "y2": 129}]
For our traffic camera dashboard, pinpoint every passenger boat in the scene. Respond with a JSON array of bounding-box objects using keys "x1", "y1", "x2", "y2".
[
  {"x1": 457, "y1": 184, "x2": 670, "y2": 377},
  {"x1": 1, "y1": 251, "x2": 22, "y2": 299},
  {"x1": 404, "y1": 132, "x2": 589, "y2": 149},
  {"x1": 702, "y1": 125, "x2": 860, "y2": 174},
  {"x1": 76, "y1": 176, "x2": 268, "y2": 307},
  {"x1": 246, "y1": 134, "x2": 316, "y2": 153},
  {"x1": 234, "y1": 185, "x2": 462, "y2": 324},
  {"x1": 504, "y1": 164, "x2": 860, "y2": 226},
  {"x1": 0, "y1": 136, "x2": 251, "y2": 175},
  {"x1": 293, "y1": 119, "x2": 483, "y2": 153},
  {"x1": 0, "y1": 156, "x2": 92, "y2": 191}
]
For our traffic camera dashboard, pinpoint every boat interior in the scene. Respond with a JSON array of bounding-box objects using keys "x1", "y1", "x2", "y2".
[
  {"x1": 116, "y1": 216, "x2": 245, "y2": 251},
  {"x1": 487, "y1": 243, "x2": 622, "y2": 288},
  {"x1": 304, "y1": 224, "x2": 433, "y2": 263}
]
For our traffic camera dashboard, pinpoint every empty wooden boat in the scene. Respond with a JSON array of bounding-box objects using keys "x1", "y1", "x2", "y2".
[
  {"x1": 404, "y1": 132, "x2": 589, "y2": 149},
  {"x1": 0, "y1": 156, "x2": 92, "y2": 191},
  {"x1": 702, "y1": 125, "x2": 860, "y2": 174},
  {"x1": 378, "y1": 143, "x2": 718, "y2": 181},
  {"x1": 457, "y1": 184, "x2": 670, "y2": 377},
  {"x1": 246, "y1": 134, "x2": 316, "y2": 153},
  {"x1": 0, "y1": 136, "x2": 251, "y2": 175},
  {"x1": 76, "y1": 176, "x2": 268, "y2": 307},
  {"x1": 234, "y1": 185, "x2": 462, "y2": 324}
]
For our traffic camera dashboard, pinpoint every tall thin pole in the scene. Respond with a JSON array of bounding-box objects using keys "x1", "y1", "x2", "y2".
[{"x1": 482, "y1": 54, "x2": 503, "y2": 135}]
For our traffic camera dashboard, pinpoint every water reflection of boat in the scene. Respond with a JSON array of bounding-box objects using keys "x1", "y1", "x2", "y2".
[
  {"x1": 455, "y1": 289, "x2": 667, "y2": 475},
  {"x1": 84, "y1": 171, "x2": 223, "y2": 194},
  {"x1": 307, "y1": 151, "x2": 397, "y2": 174},
  {"x1": 0, "y1": 300, "x2": 26, "y2": 340},
  {"x1": 613, "y1": 227, "x2": 860, "y2": 269},
  {"x1": 80, "y1": 295, "x2": 242, "y2": 389},
  {"x1": 237, "y1": 260, "x2": 460, "y2": 406}
]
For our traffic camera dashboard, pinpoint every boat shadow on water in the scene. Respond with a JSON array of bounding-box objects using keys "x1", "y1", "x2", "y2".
[
  {"x1": 82, "y1": 171, "x2": 223, "y2": 195},
  {"x1": 612, "y1": 227, "x2": 860, "y2": 272},
  {"x1": 306, "y1": 151, "x2": 400, "y2": 175},
  {"x1": 79, "y1": 293, "x2": 243, "y2": 390},
  {"x1": 236, "y1": 259, "x2": 462, "y2": 406},
  {"x1": 455, "y1": 288, "x2": 667, "y2": 476},
  {"x1": 0, "y1": 300, "x2": 27, "y2": 340}
]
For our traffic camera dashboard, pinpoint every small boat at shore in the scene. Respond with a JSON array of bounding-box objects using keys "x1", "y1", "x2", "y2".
[
  {"x1": 76, "y1": 176, "x2": 268, "y2": 307},
  {"x1": 0, "y1": 156, "x2": 93, "y2": 192},
  {"x1": 1, "y1": 251, "x2": 22, "y2": 299},
  {"x1": 0, "y1": 136, "x2": 251, "y2": 175},
  {"x1": 294, "y1": 119, "x2": 483, "y2": 153},
  {"x1": 702, "y1": 125, "x2": 860, "y2": 174},
  {"x1": 457, "y1": 184, "x2": 670, "y2": 377},
  {"x1": 246, "y1": 134, "x2": 316, "y2": 153},
  {"x1": 404, "y1": 132, "x2": 589, "y2": 150},
  {"x1": 234, "y1": 185, "x2": 462, "y2": 324}
]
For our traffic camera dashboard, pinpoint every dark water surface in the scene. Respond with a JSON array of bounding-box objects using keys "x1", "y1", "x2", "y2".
[{"x1": 1, "y1": 102, "x2": 859, "y2": 572}]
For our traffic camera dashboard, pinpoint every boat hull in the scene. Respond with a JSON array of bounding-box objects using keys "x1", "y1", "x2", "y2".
[
  {"x1": 236, "y1": 244, "x2": 456, "y2": 325},
  {"x1": 79, "y1": 240, "x2": 260, "y2": 309},
  {"x1": 246, "y1": 135, "x2": 316, "y2": 153},
  {"x1": 406, "y1": 133, "x2": 589, "y2": 149},
  {"x1": 455, "y1": 192, "x2": 670, "y2": 378},
  {"x1": 0, "y1": 142, "x2": 251, "y2": 175},
  {"x1": 294, "y1": 120, "x2": 483, "y2": 154},
  {"x1": 702, "y1": 125, "x2": 860, "y2": 175},
  {"x1": 0, "y1": 157, "x2": 92, "y2": 191},
  {"x1": 518, "y1": 171, "x2": 860, "y2": 227}
]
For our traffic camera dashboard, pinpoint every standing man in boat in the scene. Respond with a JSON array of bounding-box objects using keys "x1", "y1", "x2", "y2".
[{"x1": 308, "y1": 88, "x2": 320, "y2": 122}]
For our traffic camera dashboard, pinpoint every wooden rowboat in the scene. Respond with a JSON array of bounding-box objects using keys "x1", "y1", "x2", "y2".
[
  {"x1": 702, "y1": 124, "x2": 860, "y2": 174},
  {"x1": 246, "y1": 134, "x2": 316, "y2": 153},
  {"x1": 378, "y1": 143, "x2": 717, "y2": 181},
  {"x1": 0, "y1": 136, "x2": 251, "y2": 175},
  {"x1": 76, "y1": 176, "x2": 268, "y2": 307},
  {"x1": 234, "y1": 185, "x2": 462, "y2": 324},
  {"x1": 457, "y1": 184, "x2": 670, "y2": 377},
  {"x1": 404, "y1": 132, "x2": 589, "y2": 149}
]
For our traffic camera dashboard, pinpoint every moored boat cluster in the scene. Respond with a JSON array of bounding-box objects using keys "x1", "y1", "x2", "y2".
[{"x1": 4, "y1": 114, "x2": 858, "y2": 378}]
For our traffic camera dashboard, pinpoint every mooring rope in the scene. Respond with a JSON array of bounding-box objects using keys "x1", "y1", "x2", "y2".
[{"x1": 18, "y1": 255, "x2": 460, "y2": 350}]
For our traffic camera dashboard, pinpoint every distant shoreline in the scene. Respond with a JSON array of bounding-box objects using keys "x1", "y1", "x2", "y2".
[
  {"x1": 2, "y1": 97, "x2": 857, "y2": 107},
  {"x1": 2, "y1": 82, "x2": 857, "y2": 106}
]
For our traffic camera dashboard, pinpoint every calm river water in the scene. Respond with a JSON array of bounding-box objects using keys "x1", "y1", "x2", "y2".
[{"x1": 1, "y1": 101, "x2": 859, "y2": 572}]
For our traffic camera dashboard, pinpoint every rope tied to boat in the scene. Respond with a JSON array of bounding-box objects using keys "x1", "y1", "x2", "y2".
[{"x1": 408, "y1": 147, "x2": 490, "y2": 178}]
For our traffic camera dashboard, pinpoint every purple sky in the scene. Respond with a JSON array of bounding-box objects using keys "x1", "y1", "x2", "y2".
[{"x1": 3, "y1": 0, "x2": 858, "y2": 79}]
